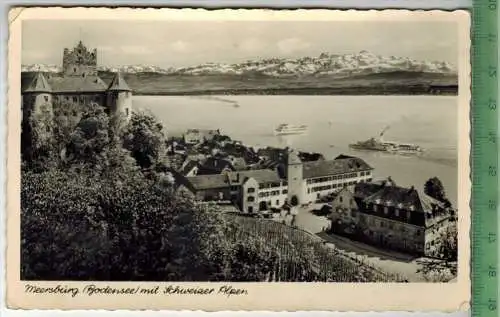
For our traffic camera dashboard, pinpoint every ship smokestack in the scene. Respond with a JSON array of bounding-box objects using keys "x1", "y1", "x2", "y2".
[{"x1": 379, "y1": 125, "x2": 391, "y2": 141}]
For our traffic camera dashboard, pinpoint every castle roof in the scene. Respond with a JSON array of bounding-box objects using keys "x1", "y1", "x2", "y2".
[
  {"x1": 107, "y1": 72, "x2": 131, "y2": 92},
  {"x1": 302, "y1": 156, "x2": 372, "y2": 179},
  {"x1": 185, "y1": 169, "x2": 282, "y2": 191},
  {"x1": 48, "y1": 75, "x2": 108, "y2": 93},
  {"x1": 197, "y1": 157, "x2": 235, "y2": 175},
  {"x1": 354, "y1": 179, "x2": 444, "y2": 214},
  {"x1": 23, "y1": 72, "x2": 52, "y2": 93}
]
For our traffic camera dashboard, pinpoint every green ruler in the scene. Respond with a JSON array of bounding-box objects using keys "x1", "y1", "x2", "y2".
[{"x1": 472, "y1": 0, "x2": 499, "y2": 316}]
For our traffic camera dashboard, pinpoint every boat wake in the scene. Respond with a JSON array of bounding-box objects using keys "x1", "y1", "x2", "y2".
[{"x1": 189, "y1": 95, "x2": 241, "y2": 108}]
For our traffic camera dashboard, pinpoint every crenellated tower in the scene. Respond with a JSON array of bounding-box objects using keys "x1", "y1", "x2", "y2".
[{"x1": 62, "y1": 40, "x2": 98, "y2": 77}]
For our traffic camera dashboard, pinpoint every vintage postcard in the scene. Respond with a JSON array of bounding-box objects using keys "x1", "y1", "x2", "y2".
[{"x1": 7, "y1": 7, "x2": 470, "y2": 311}]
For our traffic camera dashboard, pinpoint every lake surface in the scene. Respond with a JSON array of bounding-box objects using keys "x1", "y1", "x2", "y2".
[{"x1": 133, "y1": 95, "x2": 458, "y2": 206}]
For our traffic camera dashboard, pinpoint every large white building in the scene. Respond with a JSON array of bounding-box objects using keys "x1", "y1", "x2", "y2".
[{"x1": 177, "y1": 151, "x2": 373, "y2": 214}]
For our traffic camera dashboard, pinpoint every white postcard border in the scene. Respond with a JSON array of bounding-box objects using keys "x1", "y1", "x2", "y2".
[{"x1": 6, "y1": 7, "x2": 471, "y2": 312}]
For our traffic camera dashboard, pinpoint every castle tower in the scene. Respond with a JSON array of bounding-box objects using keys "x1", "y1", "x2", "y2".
[
  {"x1": 106, "y1": 72, "x2": 132, "y2": 122},
  {"x1": 21, "y1": 72, "x2": 54, "y2": 159},
  {"x1": 62, "y1": 41, "x2": 98, "y2": 77},
  {"x1": 22, "y1": 72, "x2": 53, "y2": 120},
  {"x1": 287, "y1": 149, "x2": 305, "y2": 208}
]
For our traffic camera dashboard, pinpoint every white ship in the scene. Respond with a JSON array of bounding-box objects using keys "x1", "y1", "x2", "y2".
[
  {"x1": 274, "y1": 123, "x2": 308, "y2": 136},
  {"x1": 349, "y1": 125, "x2": 423, "y2": 155}
]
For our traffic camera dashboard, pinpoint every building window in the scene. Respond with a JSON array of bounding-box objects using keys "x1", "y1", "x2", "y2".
[
  {"x1": 125, "y1": 108, "x2": 129, "y2": 116},
  {"x1": 395, "y1": 208, "x2": 400, "y2": 217},
  {"x1": 74, "y1": 67, "x2": 77, "y2": 73},
  {"x1": 73, "y1": 96, "x2": 77, "y2": 102},
  {"x1": 384, "y1": 206, "x2": 388, "y2": 215},
  {"x1": 282, "y1": 189, "x2": 287, "y2": 194},
  {"x1": 339, "y1": 196, "x2": 343, "y2": 203},
  {"x1": 276, "y1": 200, "x2": 279, "y2": 206},
  {"x1": 248, "y1": 206, "x2": 253, "y2": 213},
  {"x1": 44, "y1": 96, "x2": 49, "y2": 102},
  {"x1": 259, "y1": 201, "x2": 267, "y2": 211},
  {"x1": 416, "y1": 229, "x2": 421, "y2": 236},
  {"x1": 247, "y1": 188, "x2": 255, "y2": 193},
  {"x1": 247, "y1": 196, "x2": 255, "y2": 202}
]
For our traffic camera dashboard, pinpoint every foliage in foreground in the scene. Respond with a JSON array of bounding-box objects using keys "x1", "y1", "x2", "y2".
[
  {"x1": 21, "y1": 102, "x2": 304, "y2": 281},
  {"x1": 21, "y1": 101, "x2": 406, "y2": 282}
]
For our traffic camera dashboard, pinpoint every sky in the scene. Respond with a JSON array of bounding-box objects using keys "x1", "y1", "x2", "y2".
[{"x1": 22, "y1": 20, "x2": 459, "y2": 68}]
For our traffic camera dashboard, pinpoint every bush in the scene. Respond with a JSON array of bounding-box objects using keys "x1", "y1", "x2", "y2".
[{"x1": 21, "y1": 168, "x2": 229, "y2": 281}]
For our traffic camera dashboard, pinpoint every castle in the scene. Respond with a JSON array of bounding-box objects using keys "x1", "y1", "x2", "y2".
[{"x1": 21, "y1": 41, "x2": 133, "y2": 124}]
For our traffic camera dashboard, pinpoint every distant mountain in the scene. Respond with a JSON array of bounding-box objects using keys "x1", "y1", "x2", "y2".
[{"x1": 22, "y1": 51, "x2": 456, "y2": 78}]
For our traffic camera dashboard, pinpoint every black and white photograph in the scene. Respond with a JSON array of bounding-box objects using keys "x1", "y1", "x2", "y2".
[{"x1": 8, "y1": 8, "x2": 470, "y2": 311}]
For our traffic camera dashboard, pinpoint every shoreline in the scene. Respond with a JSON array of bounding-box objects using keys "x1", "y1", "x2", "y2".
[{"x1": 132, "y1": 89, "x2": 458, "y2": 96}]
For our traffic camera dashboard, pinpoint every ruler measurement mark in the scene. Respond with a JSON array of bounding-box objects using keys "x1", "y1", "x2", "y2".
[{"x1": 472, "y1": 0, "x2": 499, "y2": 316}]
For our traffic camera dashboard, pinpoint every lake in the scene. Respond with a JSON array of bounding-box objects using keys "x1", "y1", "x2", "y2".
[{"x1": 133, "y1": 95, "x2": 458, "y2": 206}]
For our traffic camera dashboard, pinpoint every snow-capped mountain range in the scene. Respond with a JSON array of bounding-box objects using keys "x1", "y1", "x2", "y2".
[{"x1": 22, "y1": 51, "x2": 456, "y2": 77}]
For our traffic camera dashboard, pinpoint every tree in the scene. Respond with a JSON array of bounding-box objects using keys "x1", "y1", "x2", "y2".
[
  {"x1": 21, "y1": 166, "x2": 228, "y2": 281},
  {"x1": 122, "y1": 111, "x2": 167, "y2": 169},
  {"x1": 437, "y1": 223, "x2": 458, "y2": 262},
  {"x1": 22, "y1": 100, "x2": 357, "y2": 282},
  {"x1": 65, "y1": 103, "x2": 110, "y2": 166},
  {"x1": 51, "y1": 100, "x2": 85, "y2": 159},
  {"x1": 424, "y1": 177, "x2": 445, "y2": 200},
  {"x1": 424, "y1": 177, "x2": 452, "y2": 207},
  {"x1": 416, "y1": 223, "x2": 457, "y2": 282},
  {"x1": 21, "y1": 101, "x2": 54, "y2": 161}
]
